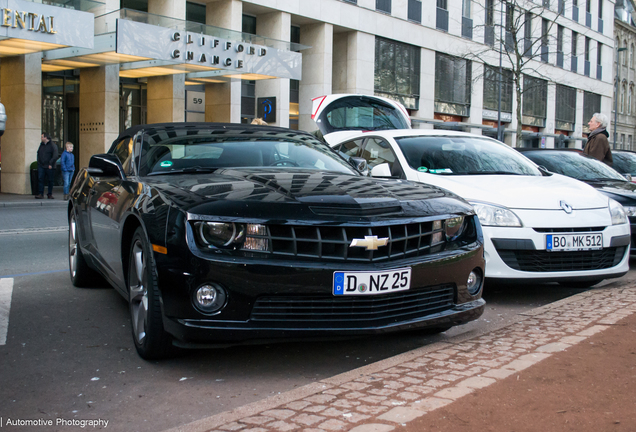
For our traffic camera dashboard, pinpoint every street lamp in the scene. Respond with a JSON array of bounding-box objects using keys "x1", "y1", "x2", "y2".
[{"x1": 614, "y1": 46, "x2": 628, "y2": 149}]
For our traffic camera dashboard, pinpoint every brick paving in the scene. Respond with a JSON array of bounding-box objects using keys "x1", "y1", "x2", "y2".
[{"x1": 163, "y1": 285, "x2": 636, "y2": 432}]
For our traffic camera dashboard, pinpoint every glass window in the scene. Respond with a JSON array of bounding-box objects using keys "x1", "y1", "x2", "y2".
[
  {"x1": 597, "y1": 42, "x2": 602, "y2": 65},
  {"x1": 121, "y1": 0, "x2": 147, "y2": 12},
  {"x1": 522, "y1": 151, "x2": 626, "y2": 181},
  {"x1": 522, "y1": 75, "x2": 547, "y2": 119},
  {"x1": 113, "y1": 138, "x2": 134, "y2": 175},
  {"x1": 186, "y1": 2, "x2": 206, "y2": 24},
  {"x1": 557, "y1": 25, "x2": 564, "y2": 53},
  {"x1": 462, "y1": 0, "x2": 471, "y2": 17},
  {"x1": 585, "y1": 37, "x2": 590, "y2": 61},
  {"x1": 555, "y1": 85, "x2": 576, "y2": 125},
  {"x1": 376, "y1": 0, "x2": 391, "y2": 13},
  {"x1": 486, "y1": 0, "x2": 494, "y2": 26},
  {"x1": 435, "y1": 53, "x2": 471, "y2": 114},
  {"x1": 621, "y1": 83, "x2": 626, "y2": 113},
  {"x1": 242, "y1": 15, "x2": 256, "y2": 34},
  {"x1": 437, "y1": 0, "x2": 447, "y2": 9},
  {"x1": 395, "y1": 135, "x2": 541, "y2": 176},
  {"x1": 629, "y1": 86, "x2": 633, "y2": 115},
  {"x1": 571, "y1": 31, "x2": 578, "y2": 56},
  {"x1": 631, "y1": 43, "x2": 635, "y2": 68},
  {"x1": 483, "y1": 65, "x2": 513, "y2": 113},
  {"x1": 362, "y1": 138, "x2": 398, "y2": 170},
  {"x1": 334, "y1": 139, "x2": 364, "y2": 158},
  {"x1": 408, "y1": 0, "x2": 422, "y2": 22},
  {"x1": 374, "y1": 37, "x2": 421, "y2": 109},
  {"x1": 583, "y1": 91, "x2": 601, "y2": 125},
  {"x1": 139, "y1": 130, "x2": 357, "y2": 176}
]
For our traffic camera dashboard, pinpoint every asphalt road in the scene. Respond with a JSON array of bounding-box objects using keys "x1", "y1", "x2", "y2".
[{"x1": 0, "y1": 206, "x2": 633, "y2": 432}]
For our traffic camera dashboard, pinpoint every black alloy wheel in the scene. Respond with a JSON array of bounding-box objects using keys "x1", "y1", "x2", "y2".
[{"x1": 127, "y1": 226, "x2": 172, "y2": 359}]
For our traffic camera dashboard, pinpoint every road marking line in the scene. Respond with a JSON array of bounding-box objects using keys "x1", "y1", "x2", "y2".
[
  {"x1": 0, "y1": 227, "x2": 68, "y2": 236},
  {"x1": 0, "y1": 278, "x2": 14, "y2": 346},
  {"x1": 1, "y1": 269, "x2": 67, "y2": 279}
]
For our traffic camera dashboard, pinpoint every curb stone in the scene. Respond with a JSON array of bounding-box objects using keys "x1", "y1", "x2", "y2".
[{"x1": 162, "y1": 285, "x2": 636, "y2": 432}]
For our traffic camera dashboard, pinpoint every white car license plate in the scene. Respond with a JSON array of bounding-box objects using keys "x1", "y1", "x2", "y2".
[
  {"x1": 546, "y1": 233, "x2": 603, "y2": 251},
  {"x1": 333, "y1": 268, "x2": 411, "y2": 295}
]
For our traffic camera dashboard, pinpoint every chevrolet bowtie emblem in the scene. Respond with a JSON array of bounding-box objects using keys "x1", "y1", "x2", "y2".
[{"x1": 350, "y1": 236, "x2": 389, "y2": 251}]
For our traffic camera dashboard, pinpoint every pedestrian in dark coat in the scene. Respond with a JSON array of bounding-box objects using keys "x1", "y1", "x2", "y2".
[
  {"x1": 36, "y1": 133, "x2": 58, "y2": 199},
  {"x1": 584, "y1": 113, "x2": 613, "y2": 166}
]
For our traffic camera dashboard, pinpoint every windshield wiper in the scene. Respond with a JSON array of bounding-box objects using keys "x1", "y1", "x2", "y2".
[
  {"x1": 148, "y1": 166, "x2": 218, "y2": 176},
  {"x1": 457, "y1": 171, "x2": 525, "y2": 175}
]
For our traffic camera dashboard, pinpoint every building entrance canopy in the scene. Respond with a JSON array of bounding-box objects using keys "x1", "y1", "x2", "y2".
[
  {"x1": 42, "y1": 8, "x2": 305, "y2": 81},
  {"x1": 0, "y1": 0, "x2": 95, "y2": 56}
]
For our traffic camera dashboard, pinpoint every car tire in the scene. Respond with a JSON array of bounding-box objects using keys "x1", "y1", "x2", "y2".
[
  {"x1": 128, "y1": 227, "x2": 173, "y2": 360},
  {"x1": 68, "y1": 211, "x2": 101, "y2": 287},
  {"x1": 558, "y1": 280, "x2": 602, "y2": 289}
]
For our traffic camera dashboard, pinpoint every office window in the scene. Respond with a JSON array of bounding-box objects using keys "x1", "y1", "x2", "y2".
[
  {"x1": 586, "y1": 0, "x2": 591, "y2": 13},
  {"x1": 435, "y1": 53, "x2": 471, "y2": 116},
  {"x1": 376, "y1": 0, "x2": 391, "y2": 13},
  {"x1": 555, "y1": 85, "x2": 576, "y2": 129},
  {"x1": 524, "y1": 12, "x2": 532, "y2": 56},
  {"x1": 631, "y1": 43, "x2": 635, "y2": 68},
  {"x1": 629, "y1": 135, "x2": 633, "y2": 150},
  {"x1": 522, "y1": 75, "x2": 547, "y2": 119},
  {"x1": 621, "y1": 82, "x2": 626, "y2": 113},
  {"x1": 375, "y1": 37, "x2": 420, "y2": 109},
  {"x1": 624, "y1": 39, "x2": 629, "y2": 65},
  {"x1": 629, "y1": 86, "x2": 633, "y2": 115},
  {"x1": 572, "y1": 31, "x2": 578, "y2": 56},
  {"x1": 462, "y1": 0, "x2": 471, "y2": 17},
  {"x1": 186, "y1": 2, "x2": 206, "y2": 24},
  {"x1": 541, "y1": 19, "x2": 549, "y2": 62},
  {"x1": 598, "y1": 0, "x2": 603, "y2": 18},
  {"x1": 585, "y1": 37, "x2": 590, "y2": 61},
  {"x1": 462, "y1": 0, "x2": 472, "y2": 38},
  {"x1": 583, "y1": 91, "x2": 601, "y2": 126},
  {"x1": 621, "y1": 134, "x2": 626, "y2": 149},
  {"x1": 483, "y1": 65, "x2": 513, "y2": 113},
  {"x1": 121, "y1": 0, "x2": 148, "y2": 12},
  {"x1": 242, "y1": 14, "x2": 256, "y2": 34},
  {"x1": 408, "y1": 0, "x2": 422, "y2": 23}
]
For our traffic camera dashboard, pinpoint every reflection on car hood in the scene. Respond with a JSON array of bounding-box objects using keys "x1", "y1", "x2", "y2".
[
  {"x1": 586, "y1": 179, "x2": 636, "y2": 205},
  {"x1": 144, "y1": 168, "x2": 472, "y2": 219},
  {"x1": 415, "y1": 172, "x2": 609, "y2": 210}
]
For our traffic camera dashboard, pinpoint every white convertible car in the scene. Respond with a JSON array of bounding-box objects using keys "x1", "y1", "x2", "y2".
[{"x1": 312, "y1": 94, "x2": 631, "y2": 287}]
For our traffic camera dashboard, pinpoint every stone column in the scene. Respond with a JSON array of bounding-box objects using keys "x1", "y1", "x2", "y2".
[
  {"x1": 146, "y1": 0, "x2": 186, "y2": 125},
  {"x1": 545, "y1": 83, "x2": 557, "y2": 148},
  {"x1": 412, "y1": 48, "x2": 435, "y2": 129},
  {"x1": 299, "y1": 22, "x2": 333, "y2": 133},
  {"x1": 255, "y1": 11, "x2": 291, "y2": 127},
  {"x1": 468, "y1": 62, "x2": 484, "y2": 136},
  {"x1": 333, "y1": 31, "x2": 375, "y2": 96},
  {"x1": 79, "y1": 65, "x2": 120, "y2": 169},
  {"x1": 0, "y1": 54, "x2": 42, "y2": 194},
  {"x1": 147, "y1": 74, "x2": 186, "y2": 124},
  {"x1": 205, "y1": 0, "x2": 242, "y2": 123}
]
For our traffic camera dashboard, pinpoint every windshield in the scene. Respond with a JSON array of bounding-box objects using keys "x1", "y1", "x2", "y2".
[
  {"x1": 317, "y1": 96, "x2": 410, "y2": 134},
  {"x1": 395, "y1": 136, "x2": 541, "y2": 176},
  {"x1": 523, "y1": 151, "x2": 627, "y2": 181},
  {"x1": 138, "y1": 129, "x2": 357, "y2": 176},
  {"x1": 612, "y1": 152, "x2": 636, "y2": 174}
]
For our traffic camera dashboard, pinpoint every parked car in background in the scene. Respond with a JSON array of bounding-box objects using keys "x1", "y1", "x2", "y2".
[
  {"x1": 519, "y1": 148, "x2": 636, "y2": 255},
  {"x1": 311, "y1": 94, "x2": 631, "y2": 288},
  {"x1": 68, "y1": 122, "x2": 486, "y2": 359},
  {"x1": 611, "y1": 150, "x2": 636, "y2": 182}
]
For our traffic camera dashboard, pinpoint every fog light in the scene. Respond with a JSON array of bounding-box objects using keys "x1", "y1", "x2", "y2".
[
  {"x1": 467, "y1": 269, "x2": 483, "y2": 295},
  {"x1": 194, "y1": 283, "x2": 227, "y2": 314}
]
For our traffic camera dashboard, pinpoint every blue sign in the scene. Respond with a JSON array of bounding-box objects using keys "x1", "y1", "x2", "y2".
[{"x1": 257, "y1": 97, "x2": 276, "y2": 123}]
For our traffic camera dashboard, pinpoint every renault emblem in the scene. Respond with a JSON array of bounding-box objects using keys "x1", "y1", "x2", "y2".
[
  {"x1": 350, "y1": 236, "x2": 389, "y2": 251},
  {"x1": 560, "y1": 200, "x2": 573, "y2": 214}
]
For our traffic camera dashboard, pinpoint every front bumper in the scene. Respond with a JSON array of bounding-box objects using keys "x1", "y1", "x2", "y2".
[
  {"x1": 483, "y1": 214, "x2": 631, "y2": 281},
  {"x1": 154, "y1": 242, "x2": 485, "y2": 344}
]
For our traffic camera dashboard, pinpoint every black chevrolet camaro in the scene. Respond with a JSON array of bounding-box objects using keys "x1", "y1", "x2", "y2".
[{"x1": 68, "y1": 123, "x2": 485, "y2": 359}]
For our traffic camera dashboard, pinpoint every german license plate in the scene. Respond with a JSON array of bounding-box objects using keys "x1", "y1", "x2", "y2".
[
  {"x1": 546, "y1": 233, "x2": 603, "y2": 251},
  {"x1": 333, "y1": 268, "x2": 411, "y2": 295}
]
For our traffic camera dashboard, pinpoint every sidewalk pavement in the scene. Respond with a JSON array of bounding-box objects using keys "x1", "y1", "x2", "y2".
[
  {"x1": 162, "y1": 282, "x2": 636, "y2": 432},
  {"x1": 0, "y1": 186, "x2": 67, "y2": 208}
]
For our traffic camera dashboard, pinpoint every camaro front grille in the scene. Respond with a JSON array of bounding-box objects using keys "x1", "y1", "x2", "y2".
[
  {"x1": 259, "y1": 222, "x2": 444, "y2": 263},
  {"x1": 250, "y1": 285, "x2": 455, "y2": 327},
  {"x1": 496, "y1": 247, "x2": 626, "y2": 272}
]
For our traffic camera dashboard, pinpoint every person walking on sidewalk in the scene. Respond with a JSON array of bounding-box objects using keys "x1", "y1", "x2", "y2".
[
  {"x1": 584, "y1": 113, "x2": 613, "y2": 166},
  {"x1": 35, "y1": 133, "x2": 58, "y2": 199},
  {"x1": 61, "y1": 142, "x2": 75, "y2": 200}
]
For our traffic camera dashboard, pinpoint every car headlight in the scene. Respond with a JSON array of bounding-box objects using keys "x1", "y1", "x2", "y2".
[
  {"x1": 193, "y1": 222, "x2": 269, "y2": 250},
  {"x1": 609, "y1": 199, "x2": 628, "y2": 225},
  {"x1": 622, "y1": 205, "x2": 636, "y2": 217},
  {"x1": 445, "y1": 216, "x2": 465, "y2": 241},
  {"x1": 470, "y1": 202, "x2": 522, "y2": 227}
]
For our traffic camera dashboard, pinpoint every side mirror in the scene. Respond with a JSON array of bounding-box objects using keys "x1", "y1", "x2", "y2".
[
  {"x1": 349, "y1": 157, "x2": 368, "y2": 174},
  {"x1": 0, "y1": 102, "x2": 6, "y2": 137},
  {"x1": 370, "y1": 163, "x2": 393, "y2": 178},
  {"x1": 89, "y1": 154, "x2": 125, "y2": 179}
]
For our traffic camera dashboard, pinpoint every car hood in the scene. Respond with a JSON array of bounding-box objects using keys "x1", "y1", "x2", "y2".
[
  {"x1": 586, "y1": 179, "x2": 636, "y2": 205},
  {"x1": 415, "y1": 172, "x2": 609, "y2": 210},
  {"x1": 144, "y1": 168, "x2": 472, "y2": 219}
]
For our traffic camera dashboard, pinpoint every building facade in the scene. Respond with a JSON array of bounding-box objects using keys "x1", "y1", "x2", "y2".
[
  {"x1": 612, "y1": 0, "x2": 636, "y2": 150},
  {"x1": 0, "y1": 0, "x2": 615, "y2": 194}
]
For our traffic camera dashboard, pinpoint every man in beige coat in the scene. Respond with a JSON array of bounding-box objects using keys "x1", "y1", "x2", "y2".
[{"x1": 583, "y1": 113, "x2": 613, "y2": 166}]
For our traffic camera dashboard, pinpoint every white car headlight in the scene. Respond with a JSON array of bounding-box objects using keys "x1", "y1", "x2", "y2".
[
  {"x1": 622, "y1": 205, "x2": 636, "y2": 217},
  {"x1": 470, "y1": 202, "x2": 523, "y2": 227},
  {"x1": 609, "y1": 199, "x2": 628, "y2": 225}
]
